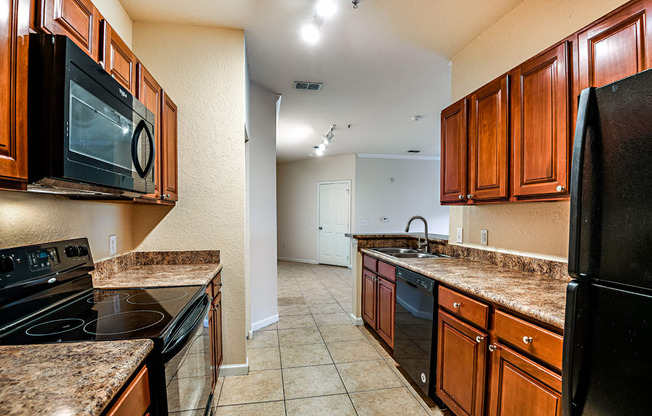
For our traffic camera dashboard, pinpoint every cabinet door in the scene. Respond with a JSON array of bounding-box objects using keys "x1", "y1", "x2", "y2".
[
  {"x1": 440, "y1": 98, "x2": 468, "y2": 204},
  {"x1": 137, "y1": 63, "x2": 162, "y2": 199},
  {"x1": 436, "y1": 310, "x2": 487, "y2": 416},
  {"x1": 512, "y1": 42, "x2": 569, "y2": 198},
  {"x1": 577, "y1": 0, "x2": 652, "y2": 91},
  {"x1": 376, "y1": 277, "x2": 395, "y2": 349},
  {"x1": 161, "y1": 92, "x2": 179, "y2": 201},
  {"x1": 207, "y1": 287, "x2": 217, "y2": 388},
  {"x1": 0, "y1": 0, "x2": 29, "y2": 184},
  {"x1": 100, "y1": 20, "x2": 136, "y2": 94},
  {"x1": 469, "y1": 76, "x2": 509, "y2": 202},
  {"x1": 38, "y1": 0, "x2": 100, "y2": 61},
  {"x1": 362, "y1": 270, "x2": 377, "y2": 329},
  {"x1": 488, "y1": 344, "x2": 562, "y2": 416}
]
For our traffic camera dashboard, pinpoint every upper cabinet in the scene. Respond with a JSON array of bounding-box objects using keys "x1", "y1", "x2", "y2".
[
  {"x1": 469, "y1": 76, "x2": 509, "y2": 202},
  {"x1": 100, "y1": 20, "x2": 137, "y2": 94},
  {"x1": 511, "y1": 42, "x2": 570, "y2": 199},
  {"x1": 137, "y1": 63, "x2": 162, "y2": 200},
  {"x1": 37, "y1": 0, "x2": 100, "y2": 61},
  {"x1": 161, "y1": 92, "x2": 179, "y2": 202},
  {"x1": 440, "y1": 99, "x2": 468, "y2": 204},
  {"x1": 0, "y1": 0, "x2": 29, "y2": 187}
]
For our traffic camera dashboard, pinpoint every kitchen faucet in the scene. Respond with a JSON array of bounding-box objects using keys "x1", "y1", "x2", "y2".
[{"x1": 405, "y1": 216, "x2": 430, "y2": 254}]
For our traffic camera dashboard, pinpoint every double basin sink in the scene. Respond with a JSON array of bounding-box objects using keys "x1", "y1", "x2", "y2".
[{"x1": 371, "y1": 247, "x2": 448, "y2": 259}]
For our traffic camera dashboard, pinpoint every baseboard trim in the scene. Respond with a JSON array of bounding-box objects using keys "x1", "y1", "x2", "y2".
[
  {"x1": 252, "y1": 313, "x2": 279, "y2": 332},
  {"x1": 219, "y1": 358, "x2": 249, "y2": 377},
  {"x1": 350, "y1": 313, "x2": 364, "y2": 326},
  {"x1": 277, "y1": 257, "x2": 318, "y2": 265}
]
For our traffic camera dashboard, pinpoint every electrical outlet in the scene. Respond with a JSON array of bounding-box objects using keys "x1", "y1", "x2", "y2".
[
  {"x1": 456, "y1": 228, "x2": 463, "y2": 243},
  {"x1": 481, "y1": 229, "x2": 488, "y2": 246},
  {"x1": 109, "y1": 235, "x2": 117, "y2": 255}
]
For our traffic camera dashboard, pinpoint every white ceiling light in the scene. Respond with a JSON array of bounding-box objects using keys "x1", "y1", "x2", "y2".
[
  {"x1": 316, "y1": 0, "x2": 337, "y2": 18},
  {"x1": 301, "y1": 22, "x2": 321, "y2": 44}
]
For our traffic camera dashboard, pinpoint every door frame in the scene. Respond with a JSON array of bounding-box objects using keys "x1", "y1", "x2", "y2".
[{"x1": 317, "y1": 180, "x2": 352, "y2": 267}]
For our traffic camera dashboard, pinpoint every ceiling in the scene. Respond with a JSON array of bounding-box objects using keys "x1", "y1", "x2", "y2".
[{"x1": 120, "y1": 0, "x2": 523, "y2": 162}]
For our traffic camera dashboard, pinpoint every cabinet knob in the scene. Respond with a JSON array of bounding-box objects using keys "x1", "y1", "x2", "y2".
[
  {"x1": 166, "y1": 194, "x2": 171, "y2": 198},
  {"x1": 453, "y1": 302, "x2": 462, "y2": 308},
  {"x1": 160, "y1": 194, "x2": 166, "y2": 199},
  {"x1": 488, "y1": 344, "x2": 497, "y2": 352},
  {"x1": 556, "y1": 185, "x2": 565, "y2": 192},
  {"x1": 523, "y1": 336, "x2": 533, "y2": 344},
  {"x1": 476, "y1": 336, "x2": 484, "y2": 343},
  {"x1": 467, "y1": 194, "x2": 474, "y2": 200},
  {"x1": 458, "y1": 194, "x2": 464, "y2": 200}
]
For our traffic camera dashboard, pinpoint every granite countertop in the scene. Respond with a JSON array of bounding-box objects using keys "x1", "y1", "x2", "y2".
[
  {"x1": 347, "y1": 232, "x2": 449, "y2": 243},
  {"x1": 93, "y1": 263, "x2": 222, "y2": 289},
  {"x1": 0, "y1": 340, "x2": 153, "y2": 416},
  {"x1": 362, "y1": 248, "x2": 567, "y2": 329}
]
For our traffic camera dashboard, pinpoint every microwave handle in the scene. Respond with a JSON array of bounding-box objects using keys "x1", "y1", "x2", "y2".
[{"x1": 131, "y1": 120, "x2": 155, "y2": 178}]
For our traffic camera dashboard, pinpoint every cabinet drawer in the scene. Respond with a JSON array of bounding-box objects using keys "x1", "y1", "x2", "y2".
[
  {"x1": 377, "y1": 261, "x2": 396, "y2": 282},
  {"x1": 494, "y1": 310, "x2": 563, "y2": 370},
  {"x1": 106, "y1": 365, "x2": 150, "y2": 416},
  {"x1": 438, "y1": 286, "x2": 489, "y2": 329},
  {"x1": 363, "y1": 255, "x2": 377, "y2": 272}
]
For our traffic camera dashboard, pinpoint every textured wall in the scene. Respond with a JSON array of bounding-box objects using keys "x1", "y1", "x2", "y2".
[
  {"x1": 131, "y1": 22, "x2": 247, "y2": 366},
  {"x1": 92, "y1": 0, "x2": 133, "y2": 47},
  {"x1": 448, "y1": 0, "x2": 628, "y2": 261}
]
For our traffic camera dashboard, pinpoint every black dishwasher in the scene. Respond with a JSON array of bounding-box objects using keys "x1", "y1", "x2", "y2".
[{"x1": 394, "y1": 267, "x2": 438, "y2": 400}]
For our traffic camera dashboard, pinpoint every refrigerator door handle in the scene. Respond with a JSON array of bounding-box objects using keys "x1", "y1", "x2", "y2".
[{"x1": 568, "y1": 87, "x2": 595, "y2": 278}]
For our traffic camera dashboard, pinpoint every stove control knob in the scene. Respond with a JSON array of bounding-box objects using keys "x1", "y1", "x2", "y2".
[
  {"x1": 65, "y1": 245, "x2": 80, "y2": 257},
  {"x1": 77, "y1": 245, "x2": 89, "y2": 256},
  {"x1": 0, "y1": 256, "x2": 15, "y2": 273}
]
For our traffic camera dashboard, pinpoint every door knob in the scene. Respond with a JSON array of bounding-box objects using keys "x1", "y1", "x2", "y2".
[
  {"x1": 467, "y1": 194, "x2": 474, "y2": 200},
  {"x1": 319, "y1": 226, "x2": 323, "y2": 230},
  {"x1": 458, "y1": 194, "x2": 464, "y2": 200}
]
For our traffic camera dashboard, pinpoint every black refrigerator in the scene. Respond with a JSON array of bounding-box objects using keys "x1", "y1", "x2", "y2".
[{"x1": 563, "y1": 68, "x2": 652, "y2": 415}]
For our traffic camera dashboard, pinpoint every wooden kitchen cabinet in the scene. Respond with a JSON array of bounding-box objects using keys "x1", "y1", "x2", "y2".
[
  {"x1": 362, "y1": 269, "x2": 377, "y2": 329},
  {"x1": 105, "y1": 365, "x2": 151, "y2": 416},
  {"x1": 511, "y1": 42, "x2": 570, "y2": 198},
  {"x1": 468, "y1": 75, "x2": 509, "y2": 202},
  {"x1": 136, "y1": 63, "x2": 162, "y2": 201},
  {"x1": 160, "y1": 92, "x2": 179, "y2": 201},
  {"x1": 376, "y1": 276, "x2": 395, "y2": 349},
  {"x1": 0, "y1": 0, "x2": 29, "y2": 187},
  {"x1": 100, "y1": 19, "x2": 136, "y2": 94},
  {"x1": 36, "y1": 0, "x2": 101, "y2": 61},
  {"x1": 440, "y1": 98, "x2": 468, "y2": 204},
  {"x1": 207, "y1": 272, "x2": 223, "y2": 388},
  {"x1": 487, "y1": 344, "x2": 562, "y2": 416},
  {"x1": 437, "y1": 310, "x2": 488, "y2": 416}
]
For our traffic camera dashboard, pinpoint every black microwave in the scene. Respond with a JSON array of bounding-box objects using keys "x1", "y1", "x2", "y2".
[{"x1": 28, "y1": 34, "x2": 155, "y2": 197}]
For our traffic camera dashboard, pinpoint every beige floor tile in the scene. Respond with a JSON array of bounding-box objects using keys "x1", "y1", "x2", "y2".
[
  {"x1": 313, "y1": 312, "x2": 354, "y2": 327},
  {"x1": 218, "y1": 370, "x2": 283, "y2": 406},
  {"x1": 257, "y1": 322, "x2": 278, "y2": 331},
  {"x1": 167, "y1": 376, "x2": 213, "y2": 412},
  {"x1": 285, "y1": 394, "x2": 356, "y2": 416},
  {"x1": 282, "y1": 364, "x2": 346, "y2": 399},
  {"x1": 326, "y1": 339, "x2": 382, "y2": 363},
  {"x1": 247, "y1": 331, "x2": 278, "y2": 349},
  {"x1": 336, "y1": 360, "x2": 403, "y2": 392},
  {"x1": 277, "y1": 296, "x2": 306, "y2": 306},
  {"x1": 350, "y1": 387, "x2": 429, "y2": 416},
  {"x1": 248, "y1": 346, "x2": 281, "y2": 371},
  {"x1": 309, "y1": 303, "x2": 345, "y2": 315},
  {"x1": 278, "y1": 327, "x2": 324, "y2": 346},
  {"x1": 278, "y1": 304, "x2": 311, "y2": 316},
  {"x1": 277, "y1": 314, "x2": 317, "y2": 330},
  {"x1": 214, "y1": 401, "x2": 286, "y2": 416},
  {"x1": 280, "y1": 343, "x2": 333, "y2": 368},
  {"x1": 319, "y1": 324, "x2": 366, "y2": 343}
]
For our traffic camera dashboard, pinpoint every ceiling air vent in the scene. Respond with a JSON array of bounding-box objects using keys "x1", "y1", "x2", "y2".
[
  {"x1": 407, "y1": 150, "x2": 421, "y2": 153},
  {"x1": 294, "y1": 81, "x2": 323, "y2": 91}
]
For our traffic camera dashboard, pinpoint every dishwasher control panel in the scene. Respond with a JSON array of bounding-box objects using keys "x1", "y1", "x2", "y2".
[{"x1": 396, "y1": 268, "x2": 435, "y2": 292}]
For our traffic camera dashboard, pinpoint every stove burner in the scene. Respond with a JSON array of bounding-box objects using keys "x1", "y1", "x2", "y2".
[
  {"x1": 83, "y1": 310, "x2": 165, "y2": 336},
  {"x1": 87, "y1": 291, "x2": 129, "y2": 303},
  {"x1": 127, "y1": 290, "x2": 189, "y2": 305},
  {"x1": 26, "y1": 318, "x2": 85, "y2": 337}
]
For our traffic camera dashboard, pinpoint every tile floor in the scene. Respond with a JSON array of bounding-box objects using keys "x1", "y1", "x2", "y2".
[{"x1": 212, "y1": 261, "x2": 448, "y2": 416}]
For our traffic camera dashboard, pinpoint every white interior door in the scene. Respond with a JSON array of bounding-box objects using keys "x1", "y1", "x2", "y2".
[{"x1": 318, "y1": 181, "x2": 351, "y2": 267}]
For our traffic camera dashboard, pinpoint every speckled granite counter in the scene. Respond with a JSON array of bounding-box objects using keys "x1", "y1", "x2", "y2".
[
  {"x1": 362, "y1": 248, "x2": 567, "y2": 329},
  {"x1": 93, "y1": 263, "x2": 222, "y2": 289},
  {"x1": 0, "y1": 340, "x2": 153, "y2": 416},
  {"x1": 346, "y1": 232, "x2": 449, "y2": 244}
]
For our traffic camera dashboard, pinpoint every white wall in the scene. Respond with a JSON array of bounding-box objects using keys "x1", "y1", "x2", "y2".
[
  {"x1": 277, "y1": 154, "x2": 356, "y2": 264},
  {"x1": 131, "y1": 22, "x2": 247, "y2": 367},
  {"x1": 354, "y1": 156, "x2": 449, "y2": 235},
  {"x1": 93, "y1": 0, "x2": 133, "y2": 47},
  {"x1": 248, "y1": 82, "x2": 280, "y2": 330}
]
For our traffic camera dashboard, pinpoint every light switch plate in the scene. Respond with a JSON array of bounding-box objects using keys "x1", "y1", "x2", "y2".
[
  {"x1": 480, "y1": 229, "x2": 488, "y2": 246},
  {"x1": 109, "y1": 235, "x2": 117, "y2": 255},
  {"x1": 361, "y1": 220, "x2": 369, "y2": 226},
  {"x1": 456, "y1": 228, "x2": 463, "y2": 243}
]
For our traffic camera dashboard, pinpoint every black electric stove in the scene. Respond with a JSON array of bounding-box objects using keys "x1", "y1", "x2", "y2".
[{"x1": 0, "y1": 238, "x2": 214, "y2": 416}]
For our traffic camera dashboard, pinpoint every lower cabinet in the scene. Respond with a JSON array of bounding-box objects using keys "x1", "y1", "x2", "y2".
[
  {"x1": 207, "y1": 272, "x2": 223, "y2": 388},
  {"x1": 362, "y1": 269, "x2": 377, "y2": 328},
  {"x1": 105, "y1": 365, "x2": 150, "y2": 416},
  {"x1": 436, "y1": 310, "x2": 487, "y2": 416},
  {"x1": 487, "y1": 344, "x2": 562, "y2": 416},
  {"x1": 361, "y1": 262, "x2": 396, "y2": 349}
]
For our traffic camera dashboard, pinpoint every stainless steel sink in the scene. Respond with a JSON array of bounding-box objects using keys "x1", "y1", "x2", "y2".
[
  {"x1": 372, "y1": 247, "x2": 419, "y2": 254},
  {"x1": 371, "y1": 247, "x2": 448, "y2": 259}
]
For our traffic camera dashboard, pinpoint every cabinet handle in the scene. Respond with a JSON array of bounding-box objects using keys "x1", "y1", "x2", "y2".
[
  {"x1": 488, "y1": 344, "x2": 497, "y2": 352},
  {"x1": 522, "y1": 336, "x2": 533, "y2": 344},
  {"x1": 476, "y1": 336, "x2": 484, "y2": 343},
  {"x1": 556, "y1": 185, "x2": 565, "y2": 192},
  {"x1": 453, "y1": 302, "x2": 462, "y2": 308},
  {"x1": 467, "y1": 194, "x2": 474, "y2": 200}
]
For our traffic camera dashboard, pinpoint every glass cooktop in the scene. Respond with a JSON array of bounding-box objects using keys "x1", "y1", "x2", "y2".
[{"x1": 0, "y1": 285, "x2": 204, "y2": 345}]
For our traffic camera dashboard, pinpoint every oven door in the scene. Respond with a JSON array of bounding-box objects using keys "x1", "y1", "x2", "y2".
[{"x1": 163, "y1": 294, "x2": 213, "y2": 415}]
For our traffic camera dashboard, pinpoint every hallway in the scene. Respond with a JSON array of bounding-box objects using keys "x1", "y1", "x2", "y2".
[{"x1": 213, "y1": 261, "x2": 445, "y2": 415}]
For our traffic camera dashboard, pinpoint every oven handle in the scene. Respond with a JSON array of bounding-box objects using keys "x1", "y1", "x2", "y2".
[
  {"x1": 161, "y1": 294, "x2": 210, "y2": 361},
  {"x1": 131, "y1": 119, "x2": 155, "y2": 178}
]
